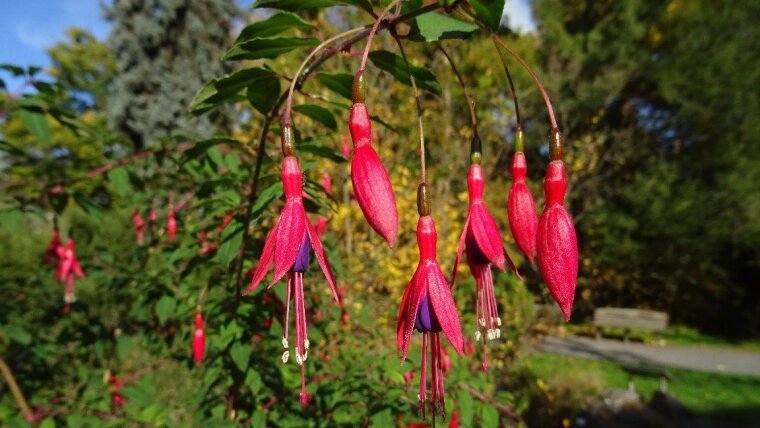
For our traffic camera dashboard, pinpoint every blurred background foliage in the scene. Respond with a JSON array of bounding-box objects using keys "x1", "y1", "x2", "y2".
[{"x1": 1, "y1": 0, "x2": 759, "y2": 426}]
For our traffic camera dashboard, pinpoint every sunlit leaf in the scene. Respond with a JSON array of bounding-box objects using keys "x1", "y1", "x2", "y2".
[
  {"x1": 190, "y1": 68, "x2": 277, "y2": 114},
  {"x1": 253, "y1": 0, "x2": 374, "y2": 14},
  {"x1": 413, "y1": 12, "x2": 478, "y2": 41},
  {"x1": 316, "y1": 72, "x2": 354, "y2": 101},
  {"x1": 368, "y1": 50, "x2": 441, "y2": 95},
  {"x1": 469, "y1": 0, "x2": 506, "y2": 32},
  {"x1": 223, "y1": 37, "x2": 320, "y2": 61},
  {"x1": 236, "y1": 12, "x2": 316, "y2": 43}
]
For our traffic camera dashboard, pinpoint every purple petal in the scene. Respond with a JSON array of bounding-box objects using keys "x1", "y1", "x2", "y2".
[
  {"x1": 414, "y1": 295, "x2": 442, "y2": 333},
  {"x1": 292, "y1": 233, "x2": 311, "y2": 272}
]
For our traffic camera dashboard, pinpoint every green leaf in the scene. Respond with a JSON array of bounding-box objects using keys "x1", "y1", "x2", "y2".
[
  {"x1": 190, "y1": 68, "x2": 277, "y2": 114},
  {"x1": 223, "y1": 37, "x2": 320, "y2": 61},
  {"x1": 369, "y1": 408, "x2": 392, "y2": 427},
  {"x1": 107, "y1": 167, "x2": 131, "y2": 197},
  {"x1": 298, "y1": 140, "x2": 346, "y2": 163},
  {"x1": 247, "y1": 76, "x2": 281, "y2": 115},
  {"x1": 236, "y1": 13, "x2": 316, "y2": 42},
  {"x1": 72, "y1": 193, "x2": 103, "y2": 220},
  {"x1": 3, "y1": 325, "x2": 31, "y2": 345},
  {"x1": 182, "y1": 137, "x2": 243, "y2": 163},
  {"x1": 293, "y1": 104, "x2": 337, "y2": 130},
  {"x1": 253, "y1": 0, "x2": 374, "y2": 14},
  {"x1": 458, "y1": 388, "x2": 475, "y2": 427},
  {"x1": 316, "y1": 72, "x2": 354, "y2": 100},
  {"x1": 215, "y1": 222, "x2": 244, "y2": 266},
  {"x1": 368, "y1": 50, "x2": 441, "y2": 95},
  {"x1": 19, "y1": 109, "x2": 51, "y2": 145},
  {"x1": 414, "y1": 12, "x2": 478, "y2": 41},
  {"x1": 0, "y1": 210, "x2": 24, "y2": 230},
  {"x1": 479, "y1": 403, "x2": 499, "y2": 428},
  {"x1": 251, "y1": 181, "x2": 283, "y2": 219},
  {"x1": 469, "y1": 0, "x2": 506, "y2": 32},
  {"x1": 0, "y1": 64, "x2": 25, "y2": 76},
  {"x1": 230, "y1": 343, "x2": 252, "y2": 372},
  {"x1": 251, "y1": 411, "x2": 266, "y2": 428},
  {"x1": 155, "y1": 295, "x2": 176, "y2": 325}
]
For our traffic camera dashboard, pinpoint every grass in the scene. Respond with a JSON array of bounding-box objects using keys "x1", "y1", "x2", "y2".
[
  {"x1": 513, "y1": 352, "x2": 760, "y2": 425},
  {"x1": 564, "y1": 323, "x2": 760, "y2": 352}
]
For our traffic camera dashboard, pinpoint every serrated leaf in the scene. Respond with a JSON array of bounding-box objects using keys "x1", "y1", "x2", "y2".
[
  {"x1": 230, "y1": 343, "x2": 252, "y2": 372},
  {"x1": 155, "y1": 295, "x2": 176, "y2": 325},
  {"x1": 414, "y1": 12, "x2": 478, "y2": 41},
  {"x1": 190, "y1": 68, "x2": 277, "y2": 114},
  {"x1": 253, "y1": 0, "x2": 374, "y2": 14},
  {"x1": 368, "y1": 50, "x2": 441, "y2": 95},
  {"x1": 469, "y1": 0, "x2": 506, "y2": 32},
  {"x1": 293, "y1": 104, "x2": 337, "y2": 130},
  {"x1": 223, "y1": 37, "x2": 320, "y2": 61},
  {"x1": 19, "y1": 109, "x2": 51, "y2": 145},
  {"x1": 247, "y1": 76, "x2": 281, "y2": 115},
  {"x1": 236, "y1": 12, "x2": 316, "y2": 42},
  {"x1": 107, "y1": 167, "x2": 131, "y2": 196},
  {"x1": 316, "y1": 72, "x2": 353, "y2": 100}
]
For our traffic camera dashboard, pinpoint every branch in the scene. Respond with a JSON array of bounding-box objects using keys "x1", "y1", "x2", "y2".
[
  {"x1": 458, "y1": 382, "x2": 522, "y2": 422},
  {"x1": 0, "y1": 356, "x2": 34, "y2": 422}
]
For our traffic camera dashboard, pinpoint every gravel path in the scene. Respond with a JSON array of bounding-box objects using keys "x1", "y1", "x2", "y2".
[{"x1": 537, "y1": 336, "x2": 760, "y2": 376}]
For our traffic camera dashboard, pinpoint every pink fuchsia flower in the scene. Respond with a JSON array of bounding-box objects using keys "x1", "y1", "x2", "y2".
[
  {"x1": 218, "y1": 210, "x2": 234, "y2": 233},
  {"x1": 132, "y1": 209, "x2": 146, "y2": 245},
  {"x1": 44, "y1": 226, "x2": 62, "y2": 265},
  {"x1": 507, "y1": 151, "x2": 538, "y2": 263},
  {"x1": 243, "y1": 155, "x2": 339, "y2": 406},
  {"x1": 321, "y1": 172, "x2": 333, "y2": 196},
  {"x1": 315, "y1": 216, "x2": 328, "y2": 238},
  {"x1": 451, "y1": 162, "x2": 518, "y2": 371},
  {"x1": 192, "y1": 312, "x2": 206, "y2": 366},
  {"x1": 398, "y1": 193, "x2": 464, "y2": 420},
  {"x1": 56, "y1": 239, "x2": 84, "y2": 304},
  {"x1": 149, "y1": 208, "x2": 158, "y2": 225},
  {"x1": 349, "y1": 102, "x2": 398, "y2": 247},
  {"x1": 449, "y1": 412, "x2": 459, "y2": 428},
  {"x1": 341, "y1": 135, "x2": 350, "y2": 158},
  {"x1": 167, "y1": 209, "x2": 177, "y2": 242},
  {"x1": 537, "y1": 160, "x2": 578, "y2": 321}
]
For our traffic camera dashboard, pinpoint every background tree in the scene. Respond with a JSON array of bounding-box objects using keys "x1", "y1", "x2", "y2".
[{"x1": 105, "y1": 0, "x2": 239, "y2": 149}]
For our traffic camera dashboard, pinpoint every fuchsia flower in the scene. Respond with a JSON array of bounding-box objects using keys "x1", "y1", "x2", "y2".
[
  {"x1": 167, "y1": 209, "x2": 177, "y2": 242},
  {"x1": 349, "y1": 101, "x2": 398, "y2": 247},
  {"x1": 451, "y1": 162, "x2": 518, "y2": 371},
  {"x1": 341, "y1": 135, "x2": 350, "y2": 158},
  {"x1": 56, "y1": 239, "x2": 84, "y2": 304},
  {"x1": 149, "y1": 208, "x2": 158, "y2": 225},
  {"x1": 132, "y1": 209, "x2": 146, "y2": 245},
  {"x1": 537, "y1": 160, "x2": 578, "y2": 321},
  {"x1": 507, "y1": 151, "x2": 538, "y2": 262},
  {"x1": 243, "y1": 155, "x2": 339, "y2": 406},
  {"x1": 321, "y1": 172, "x2": 333, "y2": 196},
  {"x1": 44, "y1": 226, "x2": 62, "y2": 264},
  {"x1": 192, "y1": 312, "x2": 206, "y2": 366},
  {"x1": 315, "y1": 216, "x2": 328, "y2": 238},
  {"x1": 218, "y1": 210, "x2": 234, "y2": 233},
  {"x1": 199, "y1": 230, "x2": 217, "y2": 255},
  {"x1": 398, "y1": 207, "x2": 464, "y2": 420}
]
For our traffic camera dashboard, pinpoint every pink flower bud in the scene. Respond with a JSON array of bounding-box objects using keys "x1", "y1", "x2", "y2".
[
  {"x1": 133, "y1": 208, "x2": 146, "y2": 245},
  {"x1": 193, "y1": 313, "x2": 206, "y2": 366},
  {"x1": 349, "y1": 103, "x2": 398, "y2": 247},
  {"x1": 507, "y1": 152, "x2": 538, "y2": 262},
  {"x1": 537, "y1": 161, "x2": 578, "y2": 321},
  {"x1": 167, "y1": 210, "x2": 177, "y2": 242}
]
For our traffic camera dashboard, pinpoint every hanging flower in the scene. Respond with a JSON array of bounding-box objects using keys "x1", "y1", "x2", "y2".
[
  {"x1": 243, "y1": 155, "x2": 339, "y2": 406},
  {"x1": 149, "y1": 208, "x2": 158, "y2": 226},
  {"x1": 43, "y1": 226, "x2": 62, "y2": 265},
  {"x1": 507, "y1": 151, "x2": 538, "y2": 262},
  {"x1": 321, "y1": 172, "x2": 333, "y2": 196},
  {"x1": 349, "y1": 100, "x2": 398, "y2": 247},
  {"x1": 398, "y1": 189, "x2": 464, "y2": 420},
  {"x1": 132, "y1": 208, "x2": 146, "y2": 245},
  {"x1": 451, "y1": 162, "x2": 518, "y2": 370},
  {"x1": 192, "y1": 312, "x2": 206, "y2": 366},
  {"x1": 56, "y1": 239, "x2": 84, "y2": 304},
  {"x1": 537, "y1": 160, "x2": 578, "y2": 321},
  {"x1": 167, "y1": 209, "x2": 177, "y2": 242}
]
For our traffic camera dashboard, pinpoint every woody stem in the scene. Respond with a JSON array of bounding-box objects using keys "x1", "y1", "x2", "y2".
[
  {"x1": 0, "y1": 357, "x2": 33, "y2": 421},
  {"x1": 436, "y1": 43, "x2": 479, "y2": 138}
]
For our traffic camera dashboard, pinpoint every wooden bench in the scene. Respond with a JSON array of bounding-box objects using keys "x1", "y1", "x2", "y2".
[{"x1": 593, "y1": 307, "x2": 669, "y2": 342}]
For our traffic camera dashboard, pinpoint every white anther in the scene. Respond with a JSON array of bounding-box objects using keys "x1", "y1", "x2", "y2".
[
  {"x1": 295, "y1": 352, "x2": 303, "y2": 365},
  {"x1": 304, "y1": 339, "x2": 310, "y2": 350},
  {"x1": 303, "y1": 351, "x2": 308, "y2": 361},
  {"x1": 417, "y1": 394, "x2": 421, "y2": 401},
  {"x1": 282, "y1": 337, "x2": 289, "y2": 348},
  {"x1": 496, "y1": 329, "x2": 501, "y2": 339},
  {"x1": 64, "y1": 293, "x2": 76, "y2": 304},
  {"x1": 496, "y1": 317, "x2": 502, "y2": 327},
  {"x1": 281, "y1": 351, "x2": 289, "y2": 363},
  {"x1": 487, "y1": 329, "x2": 497, "y2": 341},
  {"x1": 474, "y1": 331, "x2": 482, "y2": 341},
  {"x1": 479, "y1": 318, "x2": 486, "y2": 327}
]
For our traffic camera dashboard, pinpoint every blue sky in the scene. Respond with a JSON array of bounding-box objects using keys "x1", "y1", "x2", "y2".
[{"x1": 1, "y1": 0, "x2": 534, "y2": 89}]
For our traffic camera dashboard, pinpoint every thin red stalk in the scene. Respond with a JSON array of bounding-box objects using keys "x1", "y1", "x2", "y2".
[
  {"x1": 358, "y1": 0, "x2": 402, "y2": 74},
  {"x1": 283, "y1": 27, "x2": 363, "y2": 128},
  {"x1": 391, "y1": 32, "x2": 427, "y2": 184},
  {"x1": 490, "y1": 37, "x2": 522, "y2": 128},
  {"x1": 435, "y1": 43, "x2": 479, "y2": 137},
  {"x1": 490, "y1": 35, "x2": 558, "y2": 131}
]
